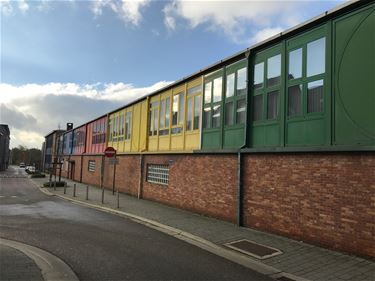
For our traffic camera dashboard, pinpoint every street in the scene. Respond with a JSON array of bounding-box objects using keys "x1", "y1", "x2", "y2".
[{"x1": 0, "y1": 166, "x2": 271, "y2": 281}]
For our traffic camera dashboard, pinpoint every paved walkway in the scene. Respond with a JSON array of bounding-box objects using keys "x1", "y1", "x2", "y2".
[
  {"x1": 33, "y1": 177, "x2": 375, "y2": 281},
  {"x1": 0, "y1": 244, "x2": 43, "y2": 281}
]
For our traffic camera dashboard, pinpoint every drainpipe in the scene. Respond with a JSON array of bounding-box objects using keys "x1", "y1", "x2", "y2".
[
  {"x1": 236, "y1": 51, "x2": 251, "y2": 227},
  {"x1": 138, "y1": 154, "x2": 144, "y2": 199}
]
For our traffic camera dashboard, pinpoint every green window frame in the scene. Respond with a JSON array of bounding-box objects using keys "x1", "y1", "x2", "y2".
[
  {"x1": 203, "y1": 71, "x2": 223, "y2": 129},
  {"x1": 286, "y1": 28, "x2": 327, "y2": 119},
  {"x1": 224, "y1": 60, "x2": 247, "y2": 127},
  {"x1": 252, "y1": 46, "x2": 282, "y2": 123}
]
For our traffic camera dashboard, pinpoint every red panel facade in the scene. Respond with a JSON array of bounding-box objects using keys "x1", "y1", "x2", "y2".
[{"x1": 86, "y1": 116, "x2": 107, "y2": 155}]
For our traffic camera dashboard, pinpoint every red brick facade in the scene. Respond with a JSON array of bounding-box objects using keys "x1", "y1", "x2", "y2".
[
  {"x1": 242, "y1": 152, "x2": 375, "y2": 258},
  {"x1": 64, "y1": 151, "x2": 374, "y2": 258}
]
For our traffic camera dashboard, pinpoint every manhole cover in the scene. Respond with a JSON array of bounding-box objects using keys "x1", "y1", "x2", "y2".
[{"x1": 224, "y1": 239, "x2": 282, "y2": 259}]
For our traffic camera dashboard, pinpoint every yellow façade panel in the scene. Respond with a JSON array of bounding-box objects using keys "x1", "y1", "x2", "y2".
[
  {"x1": 139, "y1": 100, "x2": 148, "y2": 152},
  {"x1": 131, "y1": 102, "x2": 141, "y2": 152}
]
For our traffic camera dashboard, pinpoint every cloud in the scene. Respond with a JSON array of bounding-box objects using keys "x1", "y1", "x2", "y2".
[
  {"x1": 18, "y1": 0, "x2": 29, "y2": 13},
  {"x1": 91, "y1": 0, "x2": 151, "y2": 26},
  {"x1": 252, "y1": 27, "x2": 284, "y2": 45},
  {"x1": 0, "y1": 80, "x2": 172, "y2": 148},
  {"x1": 163, "y1": 0, "x2": 307, "y2": 44},
  {"x1": 1, "y1": 0, "x2": 13, "y2": 16}
]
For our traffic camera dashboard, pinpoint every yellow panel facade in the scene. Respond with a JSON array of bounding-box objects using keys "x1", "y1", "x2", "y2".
[
  {"x1": 145, "y1": 76, "x2": 203, "y2": 153},
  {"x1": 139, "y1": 100, "x2": 148, "y2": 152}
]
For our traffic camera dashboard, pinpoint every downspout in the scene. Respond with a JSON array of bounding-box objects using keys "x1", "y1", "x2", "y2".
[
  {"x1": 138, "y1": 97, "x2": 149, "y2": 199},
  {"x1": 236, "y1": 51, "x2": 251, "y2": 227}
]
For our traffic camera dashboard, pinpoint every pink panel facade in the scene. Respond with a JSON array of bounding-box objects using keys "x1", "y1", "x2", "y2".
[
  {"x1": 86, "y1": 116, "x2": 107, "y2": 154},
  {"x1": 72, "y1": 125, "x2": 86, "y2": 155}
]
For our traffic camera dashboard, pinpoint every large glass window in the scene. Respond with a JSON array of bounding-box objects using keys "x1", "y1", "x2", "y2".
[
  {"x1": 213, "y1": 77, "x2": 222, "y2": 103},
  {"x1": 236, "y1": 67, "x2": 247, "y2": 95},
  {"x1": 267, "y1": 91, "x2": 278, "y2": 120},
  {"x1": 212, "y1": 105, "x2": 221, "y2": 128},
  {"x1": 172, "y1": 95, "x2": 179, "y2": 126},
  {"x1": 125, "y1": 112, "x2": 132, "y2": 140},
  {"x1": 288, "y1": 48, "x2": 302, "y2": 80},
  {"x1": 203, "y1": 107, "x2": 211, "y2": 129},
  {"x1": 307, "y1": 80, "x2": 324, "y2": 113},
  {"x1": 236, "y1": 99, "x2": 246, "y2": 125},
  {"x1": 149, "y1": 101, "x2": 159, "y2": 136},
  {"x1": 288, "y1": 85, "x2": 302, "y2": 117},
  {"x1": 160, "y1": 100, "x2": 165, "y2": 128},
  {"x1": 307, "y1": 37, "x2": 325, "y2": 77},
  {"x1": 267, "y1": 54, "x2": 281, "y2": 87},
  {"x1": 193, "y1": 95, "x2": 201, "y2": 130},
  {"x1": 225, "y1": 102, "x2": 234, "y2": 126},
  {"x1": 204, "y1": 82, "x2": 212, "y2": 104},
  {"x1": 226, "y1": 73, "x2": 235, "y2": 98},
  {"x1": 253, "y1": 95, "x2": 263, "y2": 121},
  {"x1": 186, "y1": 98, "x2": 193, "y2": 131},
  {"x1": 165, "y1": 97, "x2": 170, "y2": 128},
  {"x1": 253, "y1": 62, "x2": 264, "y2": 89},
  {"x1": 178, "y1": 93, "x2": 184, "y2": 125}
]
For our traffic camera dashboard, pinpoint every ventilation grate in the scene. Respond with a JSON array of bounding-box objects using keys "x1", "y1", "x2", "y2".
[{"x1": 224, "y1": 239, "x2": 282, "y2": 259}]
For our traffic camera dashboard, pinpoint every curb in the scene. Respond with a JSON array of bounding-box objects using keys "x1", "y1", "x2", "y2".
[
  {"x1": 0, "y1": 238, "x2": 79, "y2": 281},
  {"x1": 37, "y1": 185, "x2": 281, "y2": 277}
]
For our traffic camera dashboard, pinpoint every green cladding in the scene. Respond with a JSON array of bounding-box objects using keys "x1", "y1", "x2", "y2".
[{"x1": 333, "y1": 4, "x2": 375, "y2": 146}]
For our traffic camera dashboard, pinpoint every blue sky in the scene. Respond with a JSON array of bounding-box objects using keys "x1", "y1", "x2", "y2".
[{"x1": 0, "y1": 0, "x2": 346, "y2": 148}]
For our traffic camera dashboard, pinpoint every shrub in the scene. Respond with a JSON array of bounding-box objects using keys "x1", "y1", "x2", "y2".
[
  {"x1": 43, "y1": 181, "x2": 66, "y2": 187},
  {"x1": 31, "y1": 173, "x2": 46, "y2": 178}
]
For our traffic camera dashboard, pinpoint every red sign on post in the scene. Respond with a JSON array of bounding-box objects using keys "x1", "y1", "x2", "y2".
[{"x1": 104, "y1": 147, "x2": 116, "y2": 158}]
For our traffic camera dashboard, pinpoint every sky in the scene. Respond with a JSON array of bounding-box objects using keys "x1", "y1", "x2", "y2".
[{"x1": 0, "y1": 0, "x2": 346, "y2": 149}]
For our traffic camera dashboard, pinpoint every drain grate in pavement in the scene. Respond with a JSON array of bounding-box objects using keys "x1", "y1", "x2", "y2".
[{"x1": 224, "y1": 239, "x2": 282, "y2": 259}]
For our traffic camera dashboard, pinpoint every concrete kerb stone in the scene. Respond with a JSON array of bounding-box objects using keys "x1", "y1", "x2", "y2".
[
  {"x1": 36, "y1": 184, "x2": 284, "y2": 278},
  {"x1": 0, "y1": 238, "x2": 79, "y2": 281}
]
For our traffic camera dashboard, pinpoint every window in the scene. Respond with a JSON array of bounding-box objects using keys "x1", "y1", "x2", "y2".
[
  {"x1": 186, "y1": 98, "x2": 193, "y2": 130},
  {"x1": 147, "y1": 164, "x2": 169, "y2": 185},
  {"x1": 267, "y1": 54, "x2": 281, "y2": 87},
  {"x1": 212, "y1": 105, "x2": 221, "y2": 128},
  {"x1": 252, "y1": 51, "x2": 280, "y2": 123},
  {"x1": 224, "y1": 64, "x2": 247, "y2": 127},
  {"x1": 213, "y1": 77, "x2": 222, "y2": 102},
  {"x1": 226, "y1": 73, "x2": 235, "y2": 98},
  {"x1": 203, "y1": 107, "x2": 211, "y2": 129},
  {"x1": 236, "y1": 67, "x2": 247, "y2": 96},
  {"x1": 172, "y1": 92, "x2": 184, "y2": 134},
  {"x1": 307, "y1": 80, "x2": 324, "y2": 113},
  {"x1": 287, "y1": 35, "x2": 326, "y2": 118},
  {"x1": 288, "y1": 48, "x2": 302, "y2": 80},
  {"x1": 193, "y1": 95, "x2": 201, "y2": 130},
  {"x1": 159, "y1": 97, "x2": 170, "y2": 136},
  {"x1": 253, "y1": 95, "x2": 263, "y2": 121},
  {"x1": 125, "y1": 112, "x2": 132, "y2": 140},
  {"x1": 225, "y1": 102, "x2": 234, "y2": 126},
  {"x1": 267, "y1": 91, "x2": 279, "y2": 120},
  {"x1": 188, "y1": 85, "x2": 201, "y2": 96},
  {"x1": 288, "y1": 85, "x2": 302, "y2": 117},
  {"x1": 204, "y1": 82, "x2": 212, "y2": 104},
  {"x1": 88, "y1": 160, "x2": 95, "y2": 172},
  {"x1": 236, "y1": 99, "x2": 246, "y2": 124},
  {"x1": 186, "y1": 85, "x2": 201, "y2": 132},
  {"x1": 307, "y1": 37, "x2": 325, "y2": 77},
  {"x1": 253, "y1": 63, "x2": 264, "y2": 89},
  {"x1": 149, "y1": 102, "x2": 159, "y2": 136}
]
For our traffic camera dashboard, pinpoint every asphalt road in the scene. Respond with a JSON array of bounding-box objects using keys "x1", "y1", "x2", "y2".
[{"x1": 0, "y1": 166, "x2": 271, "y2": 281}]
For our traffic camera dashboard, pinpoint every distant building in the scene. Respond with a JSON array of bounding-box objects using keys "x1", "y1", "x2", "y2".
[
  {"x1": 42, "y1": 130, "x2": 65, "y2": 171},
  {"x1": 0, "y1": 124, "x2": 10, "y2": 171}
]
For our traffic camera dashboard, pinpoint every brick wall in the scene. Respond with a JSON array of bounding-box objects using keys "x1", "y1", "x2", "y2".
[
  {"x1": 242, "y1": 152, "x2": 375, "y2": 258},
  {"x1": 81, "y1": 155, "x2": 103, "y2": 187},
  {"x1": 69, "y1": 155, "x2": 82, "y2": 182},
  {"x1": 102, "y1": 155, "x2": 140, "y2": 196},
  {"x1": 142, "y1": 154, "x2": 237, "y2": 223}
]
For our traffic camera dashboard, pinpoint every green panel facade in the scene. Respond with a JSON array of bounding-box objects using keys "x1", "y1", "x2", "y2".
[
  {"x1": 202, "y1": 60, "x2": 247, "y2": 150},
  {"x1": 333, "y1": 4, "x2": 375, "y2": 145}
]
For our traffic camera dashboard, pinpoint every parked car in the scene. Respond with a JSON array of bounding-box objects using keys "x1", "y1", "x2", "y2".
[
  {"x1": 19, "y1": 162, "x2": 25, "y2": 168},
  {"x1": 25, "y1": 166, "x2": 36, "y2": 173}
]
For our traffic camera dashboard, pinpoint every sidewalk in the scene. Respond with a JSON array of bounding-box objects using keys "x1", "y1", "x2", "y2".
[
  {"x1": 0, "y1": 238, "x2": 78, "y2": 281},
  {"x1": 32, "y1": 177, "x2": 375, "y2": 281}
]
